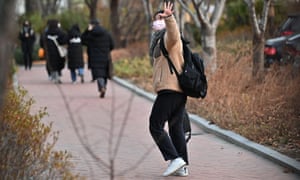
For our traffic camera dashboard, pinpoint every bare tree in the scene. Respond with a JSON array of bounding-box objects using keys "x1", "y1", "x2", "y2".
[
  {"x1": 141, "y1": 0, "x2": 153, "y2": 45},
  {"x1": 85, "y1": 0, "x2": 99, "y2": 20},
  {"x1": 177, "y1": 0, "x2": 226, "y2": 73},
  {"x1": 110, "y1": 0, "x2": 122, "y2": 48},
  {"x1": 40, "y1": 0, "x2": 63, "y2": 17},
  {"x1": 0, "y1": 0, "x2": 16, "y2": 111},
  {"x1": 244, "y1": 0, "x2": 271, "y2": 77},
  {"x1": 25, "y1": 0, "x2": 40, "y2": 14}
]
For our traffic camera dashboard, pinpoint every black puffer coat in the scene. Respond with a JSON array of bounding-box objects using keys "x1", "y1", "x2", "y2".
[
  {"x1": 81, "y1": 25, "x2": 114, "y2": 79},
  {"x1": 67, "y1": 25, "x2": 84, "y2": 70},
  {"x1": 45, "y1": 27, "x2": 67, "y2": 72}
]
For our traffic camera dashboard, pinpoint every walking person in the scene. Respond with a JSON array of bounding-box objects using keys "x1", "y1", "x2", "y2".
[
  {"x1": 149, "y1": 2, "x2": 189, "y2": 177},
  {"x1": 67, "y1": 24, "x2": 85, "y2": 84},
  {"x1": 81, "y1": 19, "x2": 114, "y2": 98},
  {"x1": 44, "y1": 19, "x2": 67, "y2": 84},
  {"x1": 19, "y1": 20, "x2": 36, "y2": 70},
  {"x1": 40, "y1": 25, "x2": 52, "y2": 80}
]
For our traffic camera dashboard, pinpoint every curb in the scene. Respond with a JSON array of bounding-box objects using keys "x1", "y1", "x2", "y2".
[{"x1": 112, "y1": 76, "x2": 300, "y2": 175}]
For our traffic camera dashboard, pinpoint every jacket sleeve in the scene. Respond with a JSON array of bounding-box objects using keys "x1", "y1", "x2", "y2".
[
  {"x1": 164, "y1": 15, "x2": 181, "y2": 50},
  {"x1": 81, "y1": 29, "x2": 90, "y2": 46}
]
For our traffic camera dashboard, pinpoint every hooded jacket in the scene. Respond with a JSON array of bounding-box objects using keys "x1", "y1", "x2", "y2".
[
  {"x1": 152, "y1": 15, "x2": 184, "y2": 93},
  {"x1": 67, "y1": 24, "x2": 84, "y2": 69},
  {"x1": 81, "y1": 24, "x2": 114, "y2": 80}
]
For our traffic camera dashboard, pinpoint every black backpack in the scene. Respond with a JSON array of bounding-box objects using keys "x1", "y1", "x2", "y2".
[{"x1": 160, "y1": 36, "x2": 208, "y2": 99}]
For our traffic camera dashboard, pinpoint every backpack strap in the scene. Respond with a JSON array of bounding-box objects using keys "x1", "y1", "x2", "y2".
[{"x1": 159, "y1": 35, "x2": 180, "y2": 77}]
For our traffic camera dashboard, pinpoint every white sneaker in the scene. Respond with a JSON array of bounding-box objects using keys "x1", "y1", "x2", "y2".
[
  {"x1": 172, "y1": 166, "x2": 188, "y2": 177},
  {"x1": 163, "y1": 157, "x2": 186, "y2": 176}
]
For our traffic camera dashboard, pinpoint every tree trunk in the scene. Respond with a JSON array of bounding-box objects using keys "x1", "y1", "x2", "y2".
[
  {"x1": 202, "y1": 25, "x2": 217, "y2": 72},
  {"x1": 110, "y1": 0, "x2": 122, "y2": 48},
  {"x1": 0, "y1": 0, "x2": 16, "y2": 111},
  {"x1": 25, "y1": 0, "x2": 40, "y2": 14},
  {"x1": 252, "y1": 33, "x2": 265, "y2": 78},
  {"x1": 40, "y1": 0, "x2": 62, "y2": 17},
  {"x1": 85, "y1": 0, "x2": 98, "y2": 20},
  {"x1": 142, "y1": 0, "x2": 152, "y2": 49},
  {"x1": 244, "y1": 0, "x2": 271, "y2": 78},
  {"x1": 176, "y1": 0, "x2": 226, "y2": 73}
]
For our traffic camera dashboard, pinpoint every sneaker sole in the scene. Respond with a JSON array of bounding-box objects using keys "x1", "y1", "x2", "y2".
[{"x1": 163, "y1": 163, "x2": 186, "y2": 176}]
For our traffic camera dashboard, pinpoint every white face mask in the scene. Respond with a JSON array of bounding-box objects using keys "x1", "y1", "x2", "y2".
[{"x1": 152, "y1": 20, "x2": 166, "y2": 31}]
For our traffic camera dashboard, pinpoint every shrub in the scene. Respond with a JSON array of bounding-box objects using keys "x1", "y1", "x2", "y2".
[
  {"x1": 114, "y1": 56, "x2": 152, "y2": 78},
  {"x1": 0, "y1": 87, "x2": 81, "y2": 179}
]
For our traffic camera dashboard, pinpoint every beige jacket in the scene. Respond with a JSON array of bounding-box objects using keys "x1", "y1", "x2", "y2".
[{"x1": 152, "y1": 15, "x2": 184, "y2": 93}]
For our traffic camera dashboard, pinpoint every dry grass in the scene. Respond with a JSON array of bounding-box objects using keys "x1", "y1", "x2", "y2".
[{"x1": 187, "y1": 41, "x2": 300, "y2": 160}]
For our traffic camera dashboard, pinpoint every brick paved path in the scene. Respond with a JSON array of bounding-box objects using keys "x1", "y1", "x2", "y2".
[{"x1": 16, "y1": 64, "x2": 299, "y2": 180}]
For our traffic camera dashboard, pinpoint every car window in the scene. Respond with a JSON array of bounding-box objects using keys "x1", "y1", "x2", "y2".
[
  {"x1": 291, "y1": 17, "x2": 300, "y2": 33},
  {"x1": 277, "y1": 18, "x2": 292, "y2": 35}
]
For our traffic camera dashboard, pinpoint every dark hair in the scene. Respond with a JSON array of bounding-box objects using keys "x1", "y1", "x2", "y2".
[
  {"x1": 153, "y1": 10, "x2": 164, "y2": 20},
  {"x1": 47, "y1": 19, "x2": 59, "y2": 29},
  {"x1": 90, "y1": 19, "x2": 100, "y2": 25}
]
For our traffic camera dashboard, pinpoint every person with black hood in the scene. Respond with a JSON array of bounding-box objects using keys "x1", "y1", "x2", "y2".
[
  {"x1": 81, "y1": 19, "x2": 114, "y2": 98},
  {"x1": 19, "y1": 20, "x2": 36, "y2": 70},
  {"x1": 44, "y1": 19, "x2": 67, "y2": 84},
  {"x1": 67, "y1": 24, "x2": 85, "y2": 84}
]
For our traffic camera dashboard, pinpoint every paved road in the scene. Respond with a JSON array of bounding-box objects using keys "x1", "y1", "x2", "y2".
[{"x1": 16, "y1": 64, "x2": 299, "y2": 180}]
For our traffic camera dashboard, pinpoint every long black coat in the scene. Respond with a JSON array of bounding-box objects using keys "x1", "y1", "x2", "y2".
[
  {"x1": 45, "y1": 27, "x2": 67, "y2": 72},
  {"x1": 81, "y1": 25, "x2": 114, "y2": 79},
  {"x1": 67, "y1": 25, "x2": 84, "y2": 70}
]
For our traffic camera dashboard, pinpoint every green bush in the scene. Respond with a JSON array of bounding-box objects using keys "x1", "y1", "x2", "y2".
[
  {"x1": 18, "y1": 13, "x2": 45, "y2": 34},
  {"x1": 0, "y1": 87, "x2": 81, "y2": 179},
  {"x1": 114, "y1": 56, "x2": 153, "y2": 78},
  {"x1": 59, "y1": 10, "x2": 89, "y2": 32}
]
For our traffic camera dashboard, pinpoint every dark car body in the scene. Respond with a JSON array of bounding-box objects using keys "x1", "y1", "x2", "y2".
[
  {"x1": 282, "y1": 33, "x2": 300, "y2": 65},
  {"x1": 276, "y1": 14, "x2": 300, "y2": 36},
  {"x1": 264, "y1": 36, "x2": 288, "y2": 67},
  {"x1": 264, "y1": 14, "x2": 300, "y2": 67}
]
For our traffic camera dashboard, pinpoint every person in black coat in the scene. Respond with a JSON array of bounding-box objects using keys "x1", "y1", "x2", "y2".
[
  {"x1": 44, "y1": 19, "x2": 67, "y2": 84},
  {"x1": 19, "y1": 20, "x2": 36, "y2": 70},
  {"x1": 67, "y1": 24, "x2": 85, "y2": 84},
  {"x1": 81, "y1": 19, "x2": 114, "y2": 98},
  {"x1": 40, "y1": 26, "x2": 51, "y2": 79}
]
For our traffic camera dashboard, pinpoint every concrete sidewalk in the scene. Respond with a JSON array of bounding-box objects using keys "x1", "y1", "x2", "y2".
[{"x1": 17, "y1": 64, "x2": 299, "y2": 180}]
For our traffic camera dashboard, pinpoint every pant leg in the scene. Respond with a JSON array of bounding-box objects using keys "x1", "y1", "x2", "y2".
[
  {"x1": 28, "y1": 50, "x2": 33, "y2": 69},
  {"x1": 51, "y1": 71, "x2": 61, "y2": 83},
  {"x1": 78, "y1": 68, "x2": 84, "y2": 76},
  {"x1": 23, "y1": 51, "x2": 29, "y2": 69},
  {"x1": 149, "y1": 91, "x2": 187, "y2": 162},
  {"x1": 168, "y1": 99, "x2": 188, "y2": 164},
  {"x1": 97, "y1": 77, "x2": 105, "y2": 91},
  {"x1": 70, "y1": 69, "x2": 76, "y2": 82}
]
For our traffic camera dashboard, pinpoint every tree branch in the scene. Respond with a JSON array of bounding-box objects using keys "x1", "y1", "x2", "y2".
[
  {"x1": 211, "y1": 0, "x2": 226, "y2": 28},
  {"x1": 176, "y1": 0, "x2": 201, "y2": 28},
  {"x1": 244, "y1": 0, "x2": 260, "y2": 35},
  {"x1": 261, "y1": 0, "x2": 271, "y2": 32}
]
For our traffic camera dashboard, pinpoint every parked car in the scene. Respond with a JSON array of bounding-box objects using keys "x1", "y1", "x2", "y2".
[
  {"x1": 275, "y1": 14, "x2": 300, "y2": 36},
  {"x1": 264, "y1": 36, "x2": 288, "y2": 67},
  {"x1": 264, "y1": 14, "x2": 300, "y2": 68}
]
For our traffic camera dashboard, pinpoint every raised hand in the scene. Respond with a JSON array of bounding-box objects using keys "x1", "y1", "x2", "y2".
[{"x1": 158, "y1": 1, "x2": 174, "y2": 19}]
